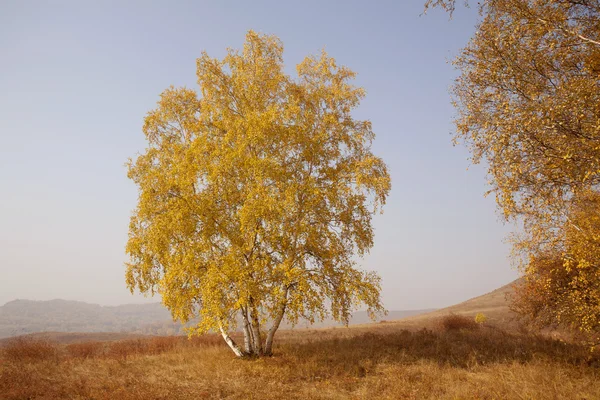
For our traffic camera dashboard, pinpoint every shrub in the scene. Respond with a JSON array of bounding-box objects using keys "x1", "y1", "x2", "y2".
[
  {"x1": 147, "y1": 336, "x2": 179, "y2": 354},
  {"x1": 105, "y1": 336, "x2": 185, "y2": 359},
  {"x1": 107, "y1": 339, "x2": 149, "y2": 359},
  {"x1": 187, "y1": 334, "x2": 226, "y2": 348},
  {"x1": 2, "y1": 337, "x2": 59, "y2": 363},
  {"x1": 475, "y1": 313, "x2": 487, "y2": 324},
  {"x1": 66, "y1": 341, "x2": 103, "y2": 359},
  {"x1": 439, "y1": 314, "x2": 479, "y2": 332}
]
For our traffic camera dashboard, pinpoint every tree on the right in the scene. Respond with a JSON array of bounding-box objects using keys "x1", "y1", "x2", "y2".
[{"x1": 427, "y1": 0, "x2": 600, "y2": 340}]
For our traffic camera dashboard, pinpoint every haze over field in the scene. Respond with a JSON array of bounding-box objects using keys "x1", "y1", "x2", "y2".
[
  {"x1": 0, "y1": 1, "x2": 517, "y2": 311},
  {"x1": 0, "y1": 298, "x2": 435, "y2": 339}
]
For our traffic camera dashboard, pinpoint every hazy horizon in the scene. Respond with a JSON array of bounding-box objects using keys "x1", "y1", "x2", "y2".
[
  {"x1": 0, "y1": 1, "x2": 518, "y2": 310},
  {"x1": 0, "y1": 279, "x2": 515, "y2": 310}
]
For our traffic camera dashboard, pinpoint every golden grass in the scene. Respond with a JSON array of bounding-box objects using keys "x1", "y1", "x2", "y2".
[{"x1": 1, "y1": 321, "x2": 599, "y2": 400}]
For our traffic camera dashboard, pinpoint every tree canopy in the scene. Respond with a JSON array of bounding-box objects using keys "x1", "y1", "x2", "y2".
[
  {"x1": 125, "y1": 31, "x2": 391, "y2": 356},
  {"x1": 427, "y1": 0, "x2": 600, "y2": 339}
]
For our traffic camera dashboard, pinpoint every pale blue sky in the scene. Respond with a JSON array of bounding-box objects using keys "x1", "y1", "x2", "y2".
[{"x1": 0, "y1": 1, "x2": 518, "y2": 309}]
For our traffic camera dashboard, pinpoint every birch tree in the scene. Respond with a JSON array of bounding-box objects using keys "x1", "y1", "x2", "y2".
[
  {"x1": 426, "y1": 0, "x2": 600, "y2": 336},
  {"x1": 125, "y1": 31, "x2": 391, "y2": 357}
]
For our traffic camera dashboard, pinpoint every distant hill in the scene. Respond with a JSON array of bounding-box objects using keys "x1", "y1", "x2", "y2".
[
  {"x1": 0, "y1": 298, "x2": 434, "y2": 339},
  {"x1": 0, "y1": 280, "x2": 525, "y2": 340},
  {"x1": 0, "y1": 331, "x2": 148, "y2": 346},
  {"x1": 0, "y1": 299, "x2": 176, "y2": 339}
]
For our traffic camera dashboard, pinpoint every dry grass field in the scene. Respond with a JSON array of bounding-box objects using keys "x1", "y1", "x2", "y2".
[
  {"x1": 2, "y1": 282, "x2": 599, "y2": 399},
  {"x1": 2, "y1": 319, "x2": 600, "y2": 399}
]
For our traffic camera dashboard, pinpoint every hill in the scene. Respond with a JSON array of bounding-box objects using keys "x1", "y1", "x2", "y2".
[
  {"x1": 0, "y1": 279, "x2": 522, "y2": 340},
  {"x1": 0, "y1": 298, "x2": 433, "y2": 339},
  {"x1": 0, "y1": 331, "x2": 148, "y2": 346},
  {"x1": 0, "y1": 299, "x2": 178, "y2": 339},
  {"x1": 391, "y1": 279, "x2": 522, "y2": 330}
]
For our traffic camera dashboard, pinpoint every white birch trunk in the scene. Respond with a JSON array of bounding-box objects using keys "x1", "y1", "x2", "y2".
[
  {"x1": 249, "y1": 300, "x2": 263, "y2": 355},
  {"x1": 219, "y1": 324, "x2": 245, "y2": 357},
  {"x1": 241, "y1": 307, "x2": 253, "y2": 354},
  {"x1": 263, "y1": 311, "x2": 284, "y2": 356},
  {"x1": 264, "y1": 287, "x2": 289, "y2": 356}
]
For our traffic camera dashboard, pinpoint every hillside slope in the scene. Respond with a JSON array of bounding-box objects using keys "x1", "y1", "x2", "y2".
[{"x1": 394, "y1": 279, "x2": 522, "y2": 329}]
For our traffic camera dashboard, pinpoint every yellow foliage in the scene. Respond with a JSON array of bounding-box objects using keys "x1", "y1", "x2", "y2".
[
  {"x1": 430, "y1": 0, "x2": 600, "y2": 336},
  {"x1": 125, "y1": 31, "x2": 391, "y2": 356},
  {"x1": 475, "y1": 313, "x2": 487, "y2": 324},
  {"x1": 513, "y1": 190, "x2": 600, "y2": 338}
]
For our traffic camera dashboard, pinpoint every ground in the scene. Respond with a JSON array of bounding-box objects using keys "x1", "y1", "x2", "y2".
[{"x1": 2, "y1": 281, "x2": 598, "y2": 399}]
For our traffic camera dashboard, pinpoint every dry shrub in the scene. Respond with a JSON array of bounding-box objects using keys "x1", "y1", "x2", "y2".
[
  {"x1": 66, "y1": 341, "x2": 104, "y2": 359},
  {"x1": 106, "y1": 339, "x2": 149, "y2": 359},
  {"x1": 105, "y1": 336, "x2": 187, "y2": 359},
  {"x1": 2, "y1": 337, "x2": 59, "y2": 363},
  {"x1": 439, "y1": 314, "x2": 479, "y2": 332},
  {"x1": 187, "y1": 333, "x2": 226, "y2": 348},
  {"x1": 147, "y1": 336, "x2": 180, "y2": 354}
]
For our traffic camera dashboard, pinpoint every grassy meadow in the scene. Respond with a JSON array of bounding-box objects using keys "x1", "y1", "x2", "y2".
[{"x1": 2, "y1": 315, "x2": 599, "y2": 400}]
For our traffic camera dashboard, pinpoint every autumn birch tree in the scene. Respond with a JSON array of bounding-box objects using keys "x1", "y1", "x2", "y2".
[
  {"x1": 426, "y1": 0, "x2": 600, "y2": 338},
  {"x1": 125, "y1": 31, "x2": 391, "y2": 357}
]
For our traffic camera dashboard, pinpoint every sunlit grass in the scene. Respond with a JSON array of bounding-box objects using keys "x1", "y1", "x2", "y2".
[{"x1": 1, "y1": 320, "x2": 599, "y2": 399}]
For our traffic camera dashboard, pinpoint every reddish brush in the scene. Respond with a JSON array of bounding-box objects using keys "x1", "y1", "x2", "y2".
[
  {"x1": 439, "y1": 314, "x2": 479, "y2": 332},
  {"x1": 2, "y1": 337, "x2": 59, "y2": 363}
]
